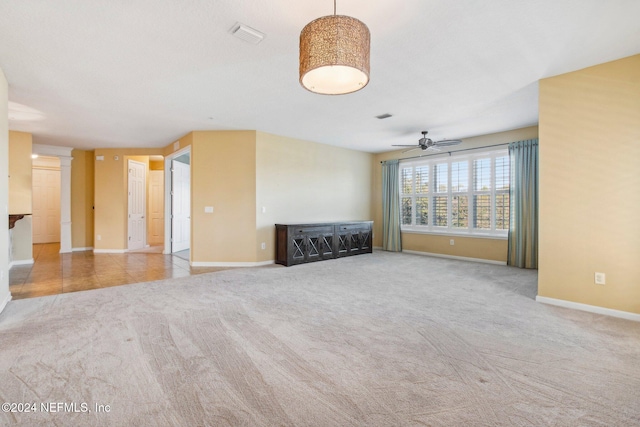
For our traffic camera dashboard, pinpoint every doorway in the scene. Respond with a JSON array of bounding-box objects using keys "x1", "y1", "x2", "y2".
[
  {"x1": 127, "y1": 159, "x2": 146, "y2": 251},
  {"x1": 164, "y1": 148, "x2": 191, "y2": 257},
  {"x1": 171, "y1": 155, "x2": 190, "y2": 253},
  {"x1": 32, "y1": 156, "x2": 61, "y2": 244}
]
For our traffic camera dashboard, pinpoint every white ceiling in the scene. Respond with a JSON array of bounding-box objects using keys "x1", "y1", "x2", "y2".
[{"x1": 1, "y1": 0, "x2": 639, "y2": 153}]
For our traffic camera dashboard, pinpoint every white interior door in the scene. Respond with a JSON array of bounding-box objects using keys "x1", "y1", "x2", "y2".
[
  {"x1": 171, "y1": 160, "x2": 190, "y2": 253},
  {"x1": 148, "y1": 170, "x2": 164, "y2": 245},
  {"x1": 128, "y1": 160, "x2": 146, "y2": 251},
  {"x1": 32, "y1": 168, "x2": 61, "y2": 244}
]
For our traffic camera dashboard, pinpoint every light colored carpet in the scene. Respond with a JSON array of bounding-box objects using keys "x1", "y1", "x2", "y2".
[{"x1": 0, "y1": 251, "x2": 638, "y2": 426}]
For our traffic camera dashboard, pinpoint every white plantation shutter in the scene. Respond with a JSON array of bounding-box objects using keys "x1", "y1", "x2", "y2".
[
  {"x1": 400, "y1": 166, "x2": 413, "y2": 225},
  {"x1": 399, "y1": 149, "x2": 509, "y2": 236},
  {"x1": 495, "y1": 156, "x2": 510, "y2": 230}
]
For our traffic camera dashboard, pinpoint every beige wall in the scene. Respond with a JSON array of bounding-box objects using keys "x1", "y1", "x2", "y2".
[
  {"x1": 256, "y1": 132, "x2": 373, "y2": 262},
  {"x1": 162, "y1": 130, "x2": 372, "y2": 264},
  {"x1": 8, "y1": 131, "x2": 33, "y2": 262},
  {"x1": 1, "y1": 67, "x2": 10, "y2": 308},
  {"x1": 538, "y1": 54, "x2": 640, "y2": 314},
  {"x1": 71, "y1": 149, "x2": 94, "y2": 249},
  {"x1": 371, "y1": 126, "x2": 538, "y2": 262},
  {"x1": 94, "y1": 148, "x2": 161, "y2": 250},
  {"x1": 8, "y1": 131, "x2": 32, "y2": 214},
  {"x1": 191, "y1": 131, "x2": 257, "y2": 263},
  {"x1": 149, "y1": 160, "x2": 164, "y2": 171}
]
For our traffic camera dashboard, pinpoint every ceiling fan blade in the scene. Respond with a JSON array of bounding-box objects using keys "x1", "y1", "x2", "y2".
[
  {"x1": 402, "y1": 147, "x2": 420, "y2": 153},
  {"x1": 434, "y1": 139, "x2": 462, "y2": 147},
  {"x1": 392, "y1": 144, "x2": 420, "y2": 147}
]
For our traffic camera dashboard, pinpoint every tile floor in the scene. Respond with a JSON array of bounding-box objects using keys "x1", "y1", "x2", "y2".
[{"x1": 9, "y1": 243, "x2": 237, "y2": 300}]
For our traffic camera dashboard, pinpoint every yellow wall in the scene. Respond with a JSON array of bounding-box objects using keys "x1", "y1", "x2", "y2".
[
  {"x1": 149, "y1": 160, "x2": 164, "y2": 171},
  {"x1": 8, "y1": 131, "x2": 32, "y2": 214},
  {"x1": 8, "y1": 131, "x2": 33, "y2": 262},
  {"x1": 191, "y1": 131, "x2": 257, "y2": 263},
  {"x1": 93, "y1": 148, "x2": 161, "y2": 250},
  {"x1": 71, "y1": 149, "x2": 94, "y2": 249},
  {"x1": 538, "y1": 54, "x2": 640, "y2": 314},
  {"x1": 402, "y1": 233, "x2": 507, "y2": 262},
  {"x1": 371, "y1": 126, "x2": 538, "y2": 262},
  {"x1": 256, "y1": 132, "x2": 373, "y2": 262}
]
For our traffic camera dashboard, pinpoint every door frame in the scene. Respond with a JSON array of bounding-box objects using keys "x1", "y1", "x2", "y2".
[{"x1": 163, "y1": 146, "x2": 191, "y2": 256}]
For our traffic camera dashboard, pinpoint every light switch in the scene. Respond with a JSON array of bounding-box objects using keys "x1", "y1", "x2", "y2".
[{"x1": 204, "y1": 206, "x2": 214, "y2": 213}]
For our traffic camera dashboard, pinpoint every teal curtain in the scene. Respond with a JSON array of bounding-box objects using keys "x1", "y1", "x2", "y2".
[
  {"x1": 382, "y1": 160, "x2": 402, "y2": 251},
  {"x1": 508, "y1": 139, "x2": 538, "y2": 268}
]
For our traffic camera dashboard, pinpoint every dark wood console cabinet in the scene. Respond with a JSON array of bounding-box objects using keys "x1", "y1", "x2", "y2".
[{"x1": 275, "y1": 221, "x2": 373, "y2": 266}]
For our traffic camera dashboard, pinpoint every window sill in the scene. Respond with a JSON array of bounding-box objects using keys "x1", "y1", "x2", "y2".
[{"x1": 400, "y1": 228, "x2": 508, "y2": 240}]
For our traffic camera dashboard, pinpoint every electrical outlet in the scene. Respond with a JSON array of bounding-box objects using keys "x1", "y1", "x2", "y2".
[
  {"x1": 450, "y1": 239, "x2": 455, "y2": 246},
  {"x1": 97, "y1": 234, "x2": 101, "y2": 241},
  {"x1": 594, "y1": 272, "x2": 606, "y2": 285},
  {"x1": 261, "y1": 242, "x2": 266, "y2": 250}
]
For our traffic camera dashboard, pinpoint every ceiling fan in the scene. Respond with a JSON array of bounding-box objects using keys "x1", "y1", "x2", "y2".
[{"x1": 392, "y1": 131, "x2": 462, "y2": 153}]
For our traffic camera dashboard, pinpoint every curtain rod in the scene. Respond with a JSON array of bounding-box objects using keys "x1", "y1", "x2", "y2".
[{"x1": 380, "y1": 142, "x2": 510, "y2": 164}]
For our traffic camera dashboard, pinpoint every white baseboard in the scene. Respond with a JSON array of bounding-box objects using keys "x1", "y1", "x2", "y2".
[
  {"x1": 93, "y1": 249, "x2": 128, "y2": 254},
  {"x1": 0, "y1": 292, "x2": 12, "y2": 315},
  {"x1": 536, "y1": 296, "x2": 640, "y2": 322},
  {"x1": 402, "y1": 249, "x2": 507, "y2": 265},
  {"x1": 191, "y1": 260, "x2": 275, "y2": 268},
  {"x1": 9, "y1": 259, "x2": 35, "y2": 269},
  {"x1": 72, "y1": 247, "x2": 93, "y2": 252}
]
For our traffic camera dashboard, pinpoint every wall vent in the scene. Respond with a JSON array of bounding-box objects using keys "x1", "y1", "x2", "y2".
[{"x1": 230, "y1": 23, "x2": 265, "y2": 45}]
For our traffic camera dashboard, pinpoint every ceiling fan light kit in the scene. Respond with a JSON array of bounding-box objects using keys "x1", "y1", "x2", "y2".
[{"x1": 299, "y1": 0, "x2": 370, "y2": 95}]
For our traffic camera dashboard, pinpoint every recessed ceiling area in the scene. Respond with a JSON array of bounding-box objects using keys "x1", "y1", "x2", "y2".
[{"x1": 1, "y1": 1, "x2": 639, "y2": 153}]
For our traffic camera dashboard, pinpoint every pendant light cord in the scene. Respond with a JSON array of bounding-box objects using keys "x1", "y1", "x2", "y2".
[{"x1": 334, "y1": 0, "x2": 336, "y2": 15}]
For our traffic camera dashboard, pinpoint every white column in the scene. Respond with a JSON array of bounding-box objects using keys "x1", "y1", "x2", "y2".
[{"x1": 59, "y1": 155, "x2": 73, "y2": 253}]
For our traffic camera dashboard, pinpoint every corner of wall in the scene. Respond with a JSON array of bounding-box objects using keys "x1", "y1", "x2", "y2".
[{"x1": 0, "y1": 67, "x2": 11, "y2": 312}]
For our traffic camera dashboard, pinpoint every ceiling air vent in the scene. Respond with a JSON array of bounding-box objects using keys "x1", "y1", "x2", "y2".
[
  {"x1": 376, "y1": 113, "x2": 393, "y2": 119},
  {"x1": 230, "y1": 23, "x2": 265, "y2": 45}
]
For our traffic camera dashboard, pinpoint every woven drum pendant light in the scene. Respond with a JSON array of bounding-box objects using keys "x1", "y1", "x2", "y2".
[{"x1": 299, "y1": 0, "x2": 370, "y2": 95}]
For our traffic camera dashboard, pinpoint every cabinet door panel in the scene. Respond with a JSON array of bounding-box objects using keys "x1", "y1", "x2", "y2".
[
  {"x1": 289, "y1": 234, "x2": 307, "y2": 265},
  {"x1": 320, "y1": 233, "x2": 335, "y2": 259},
  {"x1": 349, "y1": 232, "x2": 361, "y2": 254},
  {"x1": 360, "y1": 229, "x2": 372, "y2": 252},
  {"x1": 306, "y1": 235, "x2": 322, "y2": 262},
  {"x1": 336, "y1": 232, "x2": 349, "y2": 257}
]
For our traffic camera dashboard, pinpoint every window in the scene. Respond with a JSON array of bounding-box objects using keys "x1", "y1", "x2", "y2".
[{"x1": 399, "y1": 149, "x2": 509, "y2": 237}]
